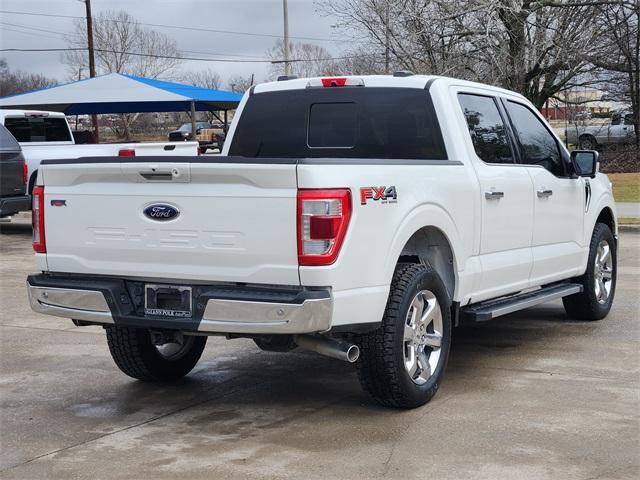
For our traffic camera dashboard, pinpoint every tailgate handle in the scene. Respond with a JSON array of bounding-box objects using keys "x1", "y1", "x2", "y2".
[
  {"x1": 139, "y1": 167, "x2": 180, "y2": 181},
  {"x1": 163, "y1": 145, "x2": 176, "y2": 151}
]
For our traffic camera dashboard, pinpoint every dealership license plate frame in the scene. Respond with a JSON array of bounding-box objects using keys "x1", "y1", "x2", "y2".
[{"x1": 144, "y1": 284, "x2": 193, "y2": 318}]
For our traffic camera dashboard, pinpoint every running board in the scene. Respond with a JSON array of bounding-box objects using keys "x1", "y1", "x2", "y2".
[{"x1": 460, "y1": 283, "x2": 583, "y2": 324}]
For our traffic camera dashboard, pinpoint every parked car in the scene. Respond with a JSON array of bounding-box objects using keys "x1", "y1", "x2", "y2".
[
  {"x1": 0, "y1": 124, "x2": 29, "y2": 219},
  {"x1": 26, "y1": 74, "x2": 617, "y2": 409},
  {"x1": 168, "y1": 122, "x2": 224, "y2": 152},
  {"x1": 0, "y1": 109, "x2": 199, "y2": 195},
  {"x1": 565, "y1": 111, "x2": 635, "y2": 149}
]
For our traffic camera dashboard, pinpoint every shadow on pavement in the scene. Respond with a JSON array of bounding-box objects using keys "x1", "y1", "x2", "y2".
[{"x1": 0, "y1": 220, "x2": 31, "y2": 236}]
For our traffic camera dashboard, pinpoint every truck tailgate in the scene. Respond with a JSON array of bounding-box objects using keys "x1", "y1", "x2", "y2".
[{"x1": 41, "y1": 158, "x2": 300, "y2": 285}]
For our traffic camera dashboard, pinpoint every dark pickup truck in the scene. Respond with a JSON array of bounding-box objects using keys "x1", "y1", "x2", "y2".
[{"x1": 0, "y1": 124, "x2": 30, "y2": 218}]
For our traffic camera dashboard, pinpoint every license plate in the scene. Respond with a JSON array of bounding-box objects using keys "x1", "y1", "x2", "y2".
[{"x1": 144, "y1": 284, "x2": 192, "y2": 318}]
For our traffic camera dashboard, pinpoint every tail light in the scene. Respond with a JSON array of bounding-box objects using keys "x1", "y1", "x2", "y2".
[
  {"x1": 118, "y1": 148, "x2": 135, "y2": 157},
  {"x1": 22, "y1": 159, "x2": 28, "y2": 185},
  {"x1": 32, "y1": 185, "x2": 46, "y2": 253},
  {"x1": 297, "y1": 189, "x2": 351, "y2": 266}
]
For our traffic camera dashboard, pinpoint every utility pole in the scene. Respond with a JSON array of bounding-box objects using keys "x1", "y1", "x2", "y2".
[
  {"x1": 283, "y1": 0, "x2": 291, "y2": 76},
  {"x1": 75, "y1": 67, "x2": 84, "y2": 130},
  {"x1": 84, "y1": 0, "x2": 99, "y2": 143}
]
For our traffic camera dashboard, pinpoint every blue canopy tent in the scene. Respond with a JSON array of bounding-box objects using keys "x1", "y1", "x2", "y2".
[{"x1": 0, "y1": 73, "x2": 243, "y2": 138}]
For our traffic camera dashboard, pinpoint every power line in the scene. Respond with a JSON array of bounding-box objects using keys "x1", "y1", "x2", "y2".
[
  {"x1": 0, "y1": 21, "x2": 68, "y2": 37},
  {"x1": 0, "y1": 10, "x2": 78, "y2": 19},
  {"x1": 0, "y1": 47, "x2": 378, "y2": 64},
  {"x1": 0, "y1": 21, "x2": 275, "y2": 60},
  {"x1": 0, "y1": 25, "x2": 66, "y2": 41},
  {"x1": 0, "y1": 9, "x2": 355, "y2": 44}
]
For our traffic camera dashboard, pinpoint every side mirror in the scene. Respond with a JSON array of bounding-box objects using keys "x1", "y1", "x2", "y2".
[{"x1": 571, "y1": 150, "x2": 598, "y2": 178}]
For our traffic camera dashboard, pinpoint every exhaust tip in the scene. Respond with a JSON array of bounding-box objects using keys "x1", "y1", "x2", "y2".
[{"x1": 346, "y1": 344, "x2": 360, "y2": 363}]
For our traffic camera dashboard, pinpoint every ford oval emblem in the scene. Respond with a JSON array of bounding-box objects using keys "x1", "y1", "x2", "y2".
[{"x1": 143, "y1": 204, "x2": 180, "y2": 221}]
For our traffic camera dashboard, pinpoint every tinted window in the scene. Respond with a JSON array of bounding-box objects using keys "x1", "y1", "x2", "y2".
[
  {"x1": 308, "y1": 103, "x2": 356, "y2": 148},
  {"x1": 505, "y1": 101, "x2": 563, "y2": 176},
  {"x1": 228, "y1": 88, "x2": 447, "y2": 159},
  {"x1": 0, "y1": 124, "x2": 20, "y2": 151},
  {"x1": 4, "y1": 117, "x2": 72, "y2": 142},
  {"x1": 458, "y1": 94, "x2": 514, "y2": 164}
]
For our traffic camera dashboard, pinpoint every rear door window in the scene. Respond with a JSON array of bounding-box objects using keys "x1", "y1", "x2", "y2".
[
  {"x1": 4, "y1": 116, "x2": 72, "y2": 142},
  {"x1": 457, "y1": 93, "x2": 514, "y2": 164},
  {"x1": 228, "y1": 87, "x2": 447, "y2": 160}
]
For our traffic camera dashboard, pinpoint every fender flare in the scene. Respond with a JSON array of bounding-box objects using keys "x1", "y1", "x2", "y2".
[{"x1": 383, "y1": 203, "x2": 466, "y2": 288}]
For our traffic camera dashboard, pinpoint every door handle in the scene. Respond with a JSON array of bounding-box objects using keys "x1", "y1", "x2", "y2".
[
  {"x1": 537, "y1": 189, "x2": 553, "y2": 198},
  {"x1": 484, "y1": 191, "x2": 504, "y2": 200}
]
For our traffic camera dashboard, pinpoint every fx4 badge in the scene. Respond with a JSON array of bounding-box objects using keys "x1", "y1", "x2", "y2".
[{"x1": 360, "y1": 186, "x2": 398, "y2": 205}]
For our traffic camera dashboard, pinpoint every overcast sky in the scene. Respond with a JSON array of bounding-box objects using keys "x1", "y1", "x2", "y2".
[{"x1": 0, "y1": 0, "x2": 345, "y2": 88}]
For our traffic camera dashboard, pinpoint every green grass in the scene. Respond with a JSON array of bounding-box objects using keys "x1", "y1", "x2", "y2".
[
  {"x1": 618, "y1": 217, "x2": 640, "y2": 225},
  {"x1": 608, "y1": 173, "x2": 640, "y2": 203}
]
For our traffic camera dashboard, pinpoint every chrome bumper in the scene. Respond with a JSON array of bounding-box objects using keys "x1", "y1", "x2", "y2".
[
  {"x1": 26, "y1": 280, "x2": 332, "y2": 334},
  {"x1": 198, "y1": 297, "x2": 331, "y2": 334},
  {"x1": 28, "y1": 284, "x2": 114, "y2": 323}
]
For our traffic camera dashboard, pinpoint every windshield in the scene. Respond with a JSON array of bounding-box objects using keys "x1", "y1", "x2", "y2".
[
  {"x1": 4, "y1": 116, "x2": 72, "y2": 143},
  {"x1": 228, "y1": 87, "x2": 447, "y2": 160}
]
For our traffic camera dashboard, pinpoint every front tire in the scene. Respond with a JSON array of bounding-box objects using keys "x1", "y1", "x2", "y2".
[
  {"x1": 355, "y1": 264, "x2": 452, "y2": 408},
  {"x1": 105, "y1": 326, "x2": 207, "y2": 381},
  {"x1": 563, "y1": 223, "x2": 617, "y2": 320}
]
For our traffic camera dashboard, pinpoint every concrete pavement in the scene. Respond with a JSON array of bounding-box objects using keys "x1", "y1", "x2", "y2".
[
  {"x1": 616, "y1": 202, "x2": 640, "y2": 218},
  {"x1": 1, "y1": 216, "x2": 638, "y2": 480}
]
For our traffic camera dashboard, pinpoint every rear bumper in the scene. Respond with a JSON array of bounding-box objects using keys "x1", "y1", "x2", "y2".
[
  {"x1": 0, "y1": 195, "x2": 30, "y2": 217},
  {"x1": 26, "y1": 273, "x2": 332, "y2": 334}
]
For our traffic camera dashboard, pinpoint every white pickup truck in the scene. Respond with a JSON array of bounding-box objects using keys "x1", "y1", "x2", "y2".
[
  {"x1": 0, "y1": 109, "x2": 199, "y2": 195},
  {"x1": 26, "y1": 75, "x2": 617, "y2": 409}
]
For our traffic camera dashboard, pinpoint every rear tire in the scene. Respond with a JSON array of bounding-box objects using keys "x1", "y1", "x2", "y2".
[
  {"x1": 563, "y1": 223, "x2": 616, "y2": 320},
  {"x1": 105, "y1": 326, "x2": 206, "y2": 381},
  {"x1": 355, "y1": 264, "x2": 451, "y2": 409}
]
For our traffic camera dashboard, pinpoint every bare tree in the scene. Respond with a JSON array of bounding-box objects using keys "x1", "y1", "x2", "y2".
[
  {"x1": 590, "y1": 0, "x2": 639, "y2": 146},
  {"x1": 179, "y1": 69, "x2": 222, "y2": 90},
  {"x1": 227, "y1": 74, "x2": 254, "y2": 93},
  {"x1": 0, "y1": 59, "x2": 58, "y2": 97},
  {"x1": 64, "y1": 10, "x2": 182, "y2": 139},
  {"x1": 323, "y1": 0, "x2": 605, "y2": 108},
  {"x1": 268, "y1": 40, "x2": 341, "y2": 79}
]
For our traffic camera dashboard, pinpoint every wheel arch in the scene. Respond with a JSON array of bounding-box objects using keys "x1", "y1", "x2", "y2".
[
  {"x1": 596, "y1": 206, "x2": 616, "y2": 236},
  {"x1": 397, "y1": 226, "x2": 456, "y2": 301},
  {"x1": 383, "y1": 204, "x2": 468, "y2": 307}
]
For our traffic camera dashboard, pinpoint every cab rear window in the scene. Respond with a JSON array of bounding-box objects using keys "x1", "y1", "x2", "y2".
[
  {"x1": 229, "y1": 87, "x2": 447, "y2": 160},
  {"x1": 4, "y1": 116, "x2": 72, "y2": 143}
]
